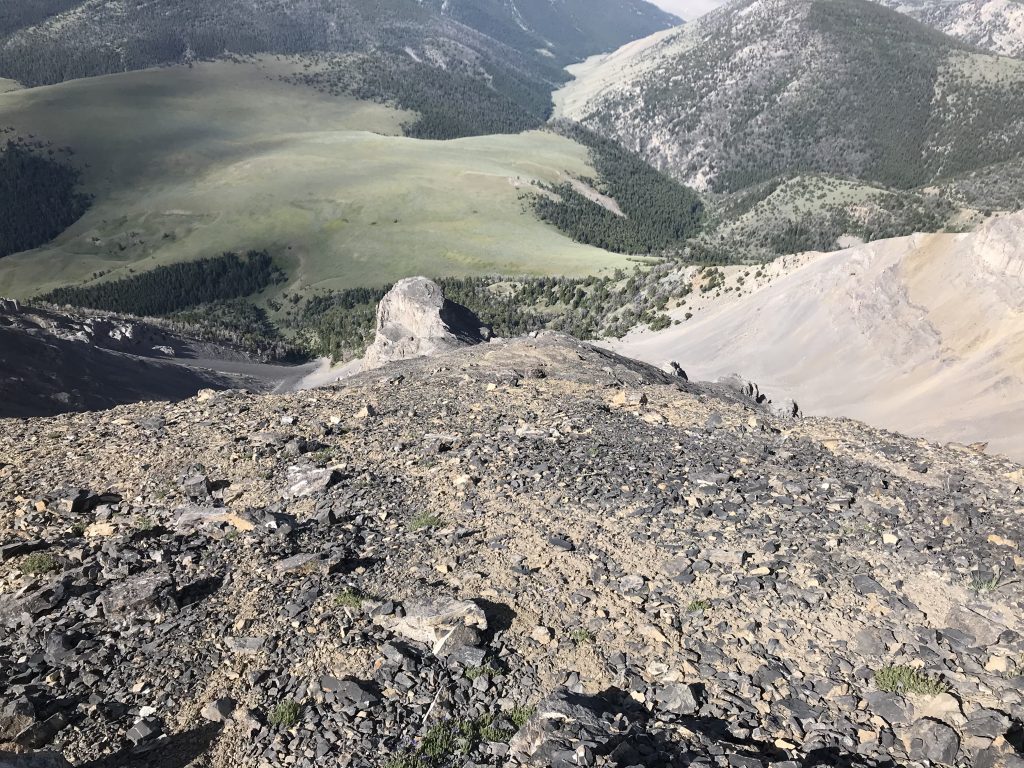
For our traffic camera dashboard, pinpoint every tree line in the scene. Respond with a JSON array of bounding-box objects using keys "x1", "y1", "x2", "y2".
[
  {"x1": 286, "y1": 269, "x2": 692, "y2": 362},
  {"x1": 531, "y1": 122, "x2": 704, "y2": 254},
  {"x1": 41, "y1": 250, "x2": 285, "y2": 316},
  {"x1": 0, "y1": 139, "x2": 91, "y2": 258}
]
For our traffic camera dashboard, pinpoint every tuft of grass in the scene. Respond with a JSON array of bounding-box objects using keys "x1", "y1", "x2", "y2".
[
  {"x1": 269, "y1": 700, "x2": 301, "y2": 727},
  {"x1": 970, "y1": 574, "x2": 1003, "y2": 594},
  {"x1": 69, "y1": 523, "x2": 86, "y2": 538},
  {"x1": 875, "y1": 665, "x2": 949, "y2": 696},
  {"x1": 569, "y1": 628, "x2": 595, "y2": 644},
  {"x1": 686, "y1": 598, "x2": 711, "y2": 613},
  {"x1": 409, "y1": 512, "x2": 442, "y2": 531},
  {"x1": 335, "y1": 587, "x2": 370, "y2": 609},
  {"x1": 509, "y1": 705, "x2": 534, "y2": 729},
  {"x1": 464, "y1": 664, "x2": 499, "y2": 681},
  {"x1": 20, "y1": 552, "x2": 59, "y2": 577}
]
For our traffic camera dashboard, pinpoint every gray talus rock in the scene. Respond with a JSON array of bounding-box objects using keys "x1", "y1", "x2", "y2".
[
  {"x1": 284, "y1": 465, "x2": 339, "y2": 498},
  {"x1": 655, "y1": 683, "x2": 701, "y2": 715},
  {"x1": 380, "y1": 597, "x2": 487, "y2": 660},
  {"x1": 906, "y1": 718, "x2": 960, "y2": 764},
  {"x1": 99, "y1": 569, "x2": 174, "y2": 618},
  {"x1": 509, "y1": 689, "x2": 631, "y2": 766},
  {"x1": 362, "y1": 277, "x2": 490, "y2": 369},
  {"x1": 0, "y1": 752, "x2": 72, "y2": 768}
]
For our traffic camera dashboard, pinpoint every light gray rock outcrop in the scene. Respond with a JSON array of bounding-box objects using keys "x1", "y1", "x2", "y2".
[{"x1": 362, "y1": 277, "x2": 490, "y2": 369}]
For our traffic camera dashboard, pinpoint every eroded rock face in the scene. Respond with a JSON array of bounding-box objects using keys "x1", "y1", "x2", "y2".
[{"x1": 362, "y1": 277, "x2": 490, "y2": 369}]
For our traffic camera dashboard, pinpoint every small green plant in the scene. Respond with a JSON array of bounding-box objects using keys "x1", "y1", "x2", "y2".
[
  {"x1": 311, "y1": 447, "x2": 341, "y2": 466},
  {"x1": 875, "y1": 665, "x2": 949, "y2": 696},
  {"x1": 569, "y1": 628, "x2": 595, "y2": 644},
  {"x1": 335, "y1": 587, "x2": 369, "y2": 609},
  {"x1": 69, "y1": 523, "x2": 86, "y2": 537},
  {"x1": 20, "y1": 552, "x2": 59, "y2": 577},
  {"x1": 419, "y1": 723, "x2": 457, "y2": 758},
  {"x1": 464, "y1": 664, "x2": 499, "y2": 681},
  {"x1": 970, "y1": 574, "x2": 1003, "y2": 594},
  {"x1": 384, "y1": 756, "x2": 427, "y2": 768},
  {"x1": 686, "y1": 599, "x2": 711, "y2": 613},
  {"x1": 269, "y1": 700, "x2": 301, "y2": 727},
  {"x1": 388, "y1": 712, "x2": 525, "y2": 767},
  {"x1": 465, "y1": 713, "x2": 515, "y2": 744},
  {"x1": 409, "y1": 512, "x2": 442, "y2": 531},
  {"x1": 509, "y1": 705, "x2": 534, "y2": 729}
]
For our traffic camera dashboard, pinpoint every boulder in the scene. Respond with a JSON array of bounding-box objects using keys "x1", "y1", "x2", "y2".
[
  {"x1": 201, "y1": 698, "x2": 237, "y2": 723},
  {"x1": 655, "y1": 683, "x2": 700, "y2": 715},
  {"x1": 284, "y1": 465, "x2": 339, "y2": 498},
  {"x1": 99, "y1": 570, "x2": 174, "y2": 618},
  {"x1": 362, "y1": 277, "x2": 490, "y2": 369}
]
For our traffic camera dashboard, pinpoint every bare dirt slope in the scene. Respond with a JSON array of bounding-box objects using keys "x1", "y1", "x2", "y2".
[{"x1": 611, "y1": 213, "x2": 1024, "y2": 461}]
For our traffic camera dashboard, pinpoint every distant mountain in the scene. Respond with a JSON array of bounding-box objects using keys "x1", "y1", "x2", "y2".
[
  {"x1": 0, "y1": 0, "x2": 678, "y2": 88},
  {"x1": 0, "y1": 0, "x2": 678, "y2": 142},
  {"x1": 556, "y1": 0, "x2": 1024, "y2": 194},
  {"x1": 873, "y1": 0, "x2": 1024, "y2": 58},
  {"x1": 431, "y1": 0, "x2": 682, "y2": 61}
]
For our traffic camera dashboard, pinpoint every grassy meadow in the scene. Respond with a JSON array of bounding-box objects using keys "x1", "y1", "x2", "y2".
[{"x1": 0, "y1": 58, "x2": 629, "y2": 299}]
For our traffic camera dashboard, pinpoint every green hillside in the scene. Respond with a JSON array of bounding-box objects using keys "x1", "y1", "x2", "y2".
[{"x1": 0, "y1": 60, "x2": 632, "y2": 300}]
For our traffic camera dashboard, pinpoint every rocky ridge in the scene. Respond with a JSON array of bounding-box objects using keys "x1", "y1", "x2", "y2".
[{"x1": 1, "y1": 329, "x2": 1023, "y2": 767}]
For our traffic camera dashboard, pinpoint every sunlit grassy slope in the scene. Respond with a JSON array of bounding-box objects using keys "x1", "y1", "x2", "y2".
[{"x1": 0, "y1": 58, "x2": 629, "y2": 298}]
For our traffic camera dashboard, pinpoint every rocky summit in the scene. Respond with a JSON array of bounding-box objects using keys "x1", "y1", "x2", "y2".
[{"x1": 1, "y1": 332, "x2": 1023, "y2": 768}]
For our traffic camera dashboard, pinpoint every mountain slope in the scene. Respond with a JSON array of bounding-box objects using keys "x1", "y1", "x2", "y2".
[
  {"x1": 0, "y1": 60, "x2": 630, "y2": 300},
  {"x1": 611, "y1": 211, "x2": 1024, "y2": 460},
  {"x1": 874, "y1": 0, "x2": 1024, "y2": 58},
  {"x1": 556, "y1": 0, "x2": 1024, "y2": 194},
  {"x1": 1, "y1": 332, "x2": 1022, "y2": 767},
  {"x1": 0, "y1": 0, "x2": 678, "y2": 114},
  {"x1": 0, "y1": 302, "x2": 308, "y2": 417}
]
